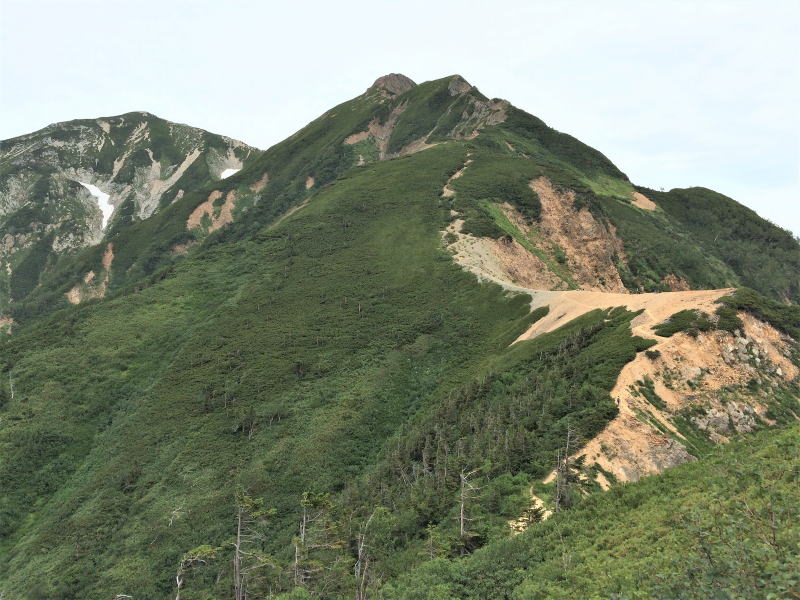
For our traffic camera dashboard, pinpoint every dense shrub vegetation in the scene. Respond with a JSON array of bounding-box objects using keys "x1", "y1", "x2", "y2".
[{"x1": 380, "y1": 425, "x2": 800, "y2": 600}]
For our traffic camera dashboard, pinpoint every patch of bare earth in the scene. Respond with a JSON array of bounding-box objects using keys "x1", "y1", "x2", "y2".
[
  {"x1": 508, "y1": 491, "x2": 552, "y2": 534},
  {"x1": 250, "y1": 173, "x2": 269, "y2": 192},
  {"x1": 583, "y1": 312, "x2": 796, "y2": 486},
  {"x1": 631, "y1": 191, "x2": 657, "y2": 210},
  {"x1": 0, "y1": 316, "x2": 13, "y2": 334},
  {"x1": 347, "y1": 103, "x2": 407, "y2": 160},
  {"x1": 443, "y1": 219, "x2": 564, "y2": 291},
  {"x1": 515, "y1": 288, "x2": 730, "y2": 342},
  {"x1": 344, "y1": 130, "x2": 370, "y2": 145},
  {"x1": 171, "y1": 241, "x2": 194, "y2": 255},
  {"x1": 305, "y1": 176, "x2": 315, "y2": 190},
  {"x1": 516, "y1": 287, "x2": 798, "y2": 489},
  {"x1": 187, "y1": 190, "x2": 237, "y2": 232},
  {"x1": 66, "y1": 243, "x2": 114, "y2": 304},
  {"x1": 661, "y1": 273, "x2": 691, "y2": 291},
  {"x1": 441, "y1": 159, "x2": 473, "y2": 197},
  {"x1": 532, "y1": 176, "x2": 627, "y2": 292}
]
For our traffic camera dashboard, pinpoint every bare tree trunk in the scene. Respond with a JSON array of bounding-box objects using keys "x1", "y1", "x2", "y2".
[
  {"x1": 458, "y1": 468, "x2": 480, "y2": 555},
  {"x1": 355, "y1": 509, "x2": 376, "y2": 600},
  {"x1": 233, "y1": 506, "x2": 243, "y2": 600},
  {"x1": 554, "y1": 426, "x2": 574, "y2": 513},
  {"x1": 294, "y1": 505, "x2": 308, "y2": 587},
  {"x1": 175, "y1": 569, "x2": 184, "y2": 600}
]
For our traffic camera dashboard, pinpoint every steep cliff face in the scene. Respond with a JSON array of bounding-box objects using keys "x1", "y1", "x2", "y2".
[{"x1": 0, "y1": 112, "x2": 258, "y2": 311}]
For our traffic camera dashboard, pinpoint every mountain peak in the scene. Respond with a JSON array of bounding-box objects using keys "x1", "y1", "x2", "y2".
[
  {"x1": 369, "y1": 73, "x2": 416, "y2": 96},
  {"x1": 446, "y1": 74, "x2": 473, "y2": 95}
]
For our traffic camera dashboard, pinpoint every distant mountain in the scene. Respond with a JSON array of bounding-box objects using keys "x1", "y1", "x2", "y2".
[
  {"x1": 0, "y1": 112, "x2": 258, "y2": 314},
  {"x1": 0, "y1": 75, "x2": 797, "y2": 600}
]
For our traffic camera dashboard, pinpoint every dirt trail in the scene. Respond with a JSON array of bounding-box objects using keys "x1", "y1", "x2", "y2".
[
  {"x1": 515, "y1": 288, "x2": 733, "y2": 343},
  {"x1": 441, "y1": 159, "x2": 472, "y2": 197},
  {"x1": 269, "y1": 199, "x2": 310, "y2": 230}
]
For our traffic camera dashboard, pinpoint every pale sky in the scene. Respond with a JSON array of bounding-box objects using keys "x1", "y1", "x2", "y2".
[{"x1": 2, "y1": 0, "x2": 798, "y2": 234}]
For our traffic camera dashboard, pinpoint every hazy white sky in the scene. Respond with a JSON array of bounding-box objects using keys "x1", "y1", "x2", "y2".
[{"x1": 2, "y1": 0, "x2": 798, "y2": 234}]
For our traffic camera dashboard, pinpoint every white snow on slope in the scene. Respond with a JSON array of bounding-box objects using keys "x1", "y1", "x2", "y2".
[
  {"x1": 220, "y1": 168, "x2": 240, "y2": 179},
  {"x1": 79, "y1": 182, "x2": 114, "y2": 229}
]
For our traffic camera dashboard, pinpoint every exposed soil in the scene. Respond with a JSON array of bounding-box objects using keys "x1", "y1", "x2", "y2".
[
  {"x1": 514, "y1": 285, "x2": 798, "y2": 488},
  {"x1": 344, "y1": 131, "x2": 370, "y2": 145},
  {"x1": 508, "y1": 491, "x2": 552, "y2": 534},
  {"x1": 186, "y1": 190, "x2": 237, "y2": 232},
  {"x1": 661, "y1": 273, "x2": 691, "y2": 291},
  {"x1": 532, "y1": 176, "x2": 628, "y2": 292},
  {"x1": 0, "y1": 315, "x2": 14, "y2": 334},
  {"x1": 441, "y1": 159, "x2": 472, "y2": 197},
  {"x1": 515, "y1": 288, "x2": 732, "y2": 342},
  {"x1": 631, "y1": 191, "x2": 657, "y2": 210},
  {"x1": 66, "y1": 243, "x2": 113, "y2": 304},
  {"x1": 250, "y1": 173, "x2": 269, "y2": 192},
  {"x1": 305, "y1": 176, "x2": 315, "y2": 189},
  {"x1": 444, "y1": 219, "x2": 564, "y2": 290},
  {"x1": 171, "y1": 241, "x2": 194, "y2": 255}
]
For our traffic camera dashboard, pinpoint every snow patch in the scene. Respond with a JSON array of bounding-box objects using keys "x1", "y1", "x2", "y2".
[
  {"x1": 79, "y1": 182, "x2": 114, "y2": 229},
  {"x1": 220, "y1": 168, "x2": 240, "y2": 179}
]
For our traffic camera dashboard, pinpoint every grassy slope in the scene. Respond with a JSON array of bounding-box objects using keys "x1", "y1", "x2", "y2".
[
  {"x1": 380, "y1": 425, "x2": 800, "y2": 600},
  {"x1": 0, "y1": 144, "x2": 532, "y2": 597},
  {"x1": 646, "y1": 186, "x2": 800, "y2": 302}
]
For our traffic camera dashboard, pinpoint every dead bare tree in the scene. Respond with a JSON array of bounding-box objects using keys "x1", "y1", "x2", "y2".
[
  {"x1": 293, "y1": 492, "x2": 342, "y2": 589},
  {"x1": 354, "y1": 508, "x2": 377, "y2": 600},
  {"x1": 553, "y1": 425, "x2": 574, "y2": 513},
  {"x1": 553, "y1": 424, "x2": 588, "y2": 513},
  {"x1": 232, "y1": 493, "x2": 278, "y2": 600},
  {"x1": 175, "y1": 544, "x2": 219, "y2": 600},
  {"x1": 458, "y1": 467, "x2": 483, "y2": 555}
]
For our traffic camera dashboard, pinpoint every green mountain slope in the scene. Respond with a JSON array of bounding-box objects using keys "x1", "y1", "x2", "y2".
[
  {"x1": 0, "y1": 74, "x2": 798, "y2": 599},
  {"x1": 381, "y1": 424, "x2": 800, "y2": 600}
]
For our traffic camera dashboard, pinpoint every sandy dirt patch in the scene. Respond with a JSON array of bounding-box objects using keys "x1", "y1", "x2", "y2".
[
  {"x1": 344, "y1": 130, "x2": 370, "y2": 145},
  {"x1": 532, "y1": 176, "x2": 627, "y2": 292},
  {"x1": 661, "y1": 273, "x2": 691, "y2": 291},
  {"x1": 250, "y1": 173, "x2": 269, "y2": 192},
  {"x1": 305, "y1": 176, "x2": 315, "y2": 189},
  {"x1": 66, "y1": 243, "x2": 114, "y2": 304},
  {"x1": 579, "y1": 308, "x2": 797, "y2": 486},
  {"x1": 186, "y1": 190, "x2": 237, "y2": 232},
  {"x1": 171, "y1": 241, "x2": 194, "y2": 255},
  {"x1": 444, "y1": 219, "x2": 564, "y2": 291},
  {"x1": 515, "y1": 288, "x2": 732, "y2": 342},
  {"x1": 631, "y1": 191, "x2": 657, "y2": 210},
  {"x1": 516, "y1": 285, "x2": 798, "y2": 488},
  {"x1": 0, "y1": 316, "x2": 13, "y2": 334},
  {"x1": 508, "y1": 491, "x2": 552, "y2": 534}
]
